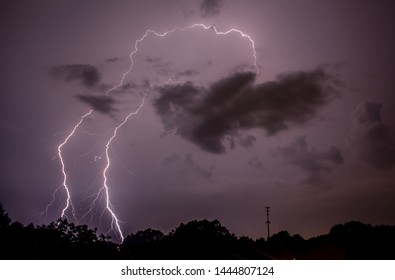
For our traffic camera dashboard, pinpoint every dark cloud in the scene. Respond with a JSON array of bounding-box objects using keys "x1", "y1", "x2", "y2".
[
  {"x1": 354, "y1": 101, "x2": 382, "y2": 124},
  {"x1": 350, "y1": 101, "x2": 395, "y2": 169},
  {"x1": 275, "y1": 136, "x2": 344, "y2": 183},
  {"x1": 75, "y1": 95, "x2": 116, "y2": 114},
  {"x1": 200, "y1": 0, "x2": 223, "y2": 19},
  {"x1": 176, "y1": 69, "x2": 199, "y2": 78},
  {"x1": 120, "y1": 83, "x2": 137, "y2": 91},
  {"x1": 105, "y1": 57, "x2": 120, "y2": 63},
  {"x1": 50, "y1": 64, "x2": 101, "y2": 88},
  {"x1": 153, "y1": 81, "x2": 201, "y2": 132},
  {"x1": 153, "y1": 68, "x2": 337, "y2": 153},
  {"x1": 321, "y1": 146, "x2": 344, "y2": 165},
  {"x1": 146, "y1": 57, "x2": 161, "y2": 64}
]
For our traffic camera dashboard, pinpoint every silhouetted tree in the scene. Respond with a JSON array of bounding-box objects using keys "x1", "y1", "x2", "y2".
[
  {"x1": 166, "y1": 219, "x2": 237, "y2": 259},
  {"x1": 264, "y1": 231, "x2": 305, "y2": 259},
  {"x1": 122, "y1": 228, "x2": 165, "y2": 259},
  {"x1": 305, "y1": 221, "x2": 395, "y2": 259},
  {"x1": 0, "y1": 203, "x2": 11, "y2": 230},
  {"x1": 234, "y1": 236, "x2": 273, "y2": 259},
  {"x1": 0, "y1": 203, "x2": 12, "y2": 259}
]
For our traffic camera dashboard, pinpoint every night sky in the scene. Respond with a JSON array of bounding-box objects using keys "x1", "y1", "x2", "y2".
[{"x1": 1, "y1": 0, "x2": 395, "y2": 242}]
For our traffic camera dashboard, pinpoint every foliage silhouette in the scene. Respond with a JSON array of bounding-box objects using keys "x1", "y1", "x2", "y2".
[
  {"x1": 122, "y1": 228, "x2": 165, "y2": 259},
  {"x1": 0, "y1": 203, "x2": 120, "y2": 259},
  {"x1": 164, "y1": 219, "x2": 237, "y2": 259},
  {"x1": 0, "y1": 203, "x2": 11, "y2": 230},
  {"x1": 0, "y1": 202, "x2": 394, "y2": 259}
]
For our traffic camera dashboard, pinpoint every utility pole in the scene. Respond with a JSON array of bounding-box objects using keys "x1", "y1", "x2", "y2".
[{"x1": 265, "y1": 206, "x2": 271, "y2": 240}]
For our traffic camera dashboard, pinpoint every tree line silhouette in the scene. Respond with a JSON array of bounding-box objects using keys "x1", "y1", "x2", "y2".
[{"x1": 1, "y1": 202, "x2": 394, "y2": 259}]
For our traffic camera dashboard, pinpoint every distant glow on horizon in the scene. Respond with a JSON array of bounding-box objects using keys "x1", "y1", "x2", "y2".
[{"x1": 47, "y1": 23, "x2": 260, "y2": 243}]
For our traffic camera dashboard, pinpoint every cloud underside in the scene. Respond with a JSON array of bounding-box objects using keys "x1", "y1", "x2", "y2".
[{"x1": 153, "y1": 68, "x2": 337, "y2": 153}]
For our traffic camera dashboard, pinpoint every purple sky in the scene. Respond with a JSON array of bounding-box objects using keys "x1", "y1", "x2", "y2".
[{"x1": 1, "y1": 0, "x2": 395, "y2": 241}]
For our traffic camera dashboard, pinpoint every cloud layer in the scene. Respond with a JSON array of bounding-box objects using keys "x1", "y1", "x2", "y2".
[{"x1": 153, "y1": 68, "x2": 337, "y2": 153}]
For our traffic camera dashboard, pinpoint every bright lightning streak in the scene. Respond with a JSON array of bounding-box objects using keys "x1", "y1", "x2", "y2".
[
  {"x1": 107, "y1": 23, "x2": 259, "y2": 94},
  {"x1": 49, "y1": 23, "x2": 260, "y2": 243},
  {"x1": 201, "y1": 24, "x2": 259, "y2": 74},
  {"x1": 58, "y1": 110, "x2": 93, "y2": 220},
  {"x1": 100, "y1": 92, "x2": 147, "y2": 242}
]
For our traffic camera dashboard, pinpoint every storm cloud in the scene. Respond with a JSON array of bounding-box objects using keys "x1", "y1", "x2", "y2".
[
  {"x1": 154, "y1": 68, "x2": 337, "y2": 153},
  {"x1": 50, "y1": 64, "x2": 101, "y2": 88},
  {"x1": 350, "y1": 101, "x2": 395, "y2": 169},
  {"x1": 75, "y1": 95, "x2": 116, "y2": 114},
  {"x1": 275, "y1": 136, "x2": 344, "y2": 183}
]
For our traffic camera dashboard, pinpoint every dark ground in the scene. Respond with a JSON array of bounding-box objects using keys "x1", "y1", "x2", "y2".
[{"x1": 1, "y1": 203, "x2": 394, "y2": 260}]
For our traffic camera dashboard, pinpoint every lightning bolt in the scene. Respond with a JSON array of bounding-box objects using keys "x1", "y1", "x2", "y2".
[
  {"x1": 58, "y1": 110, "x2": 93, "y2": 220},
  {"x1": 107, "y1": 23, "x2": 259, "y2": 94},
  {"x1": 48, "y1": 23, "x2": 259, "y2": 243},
  {"x1": 100, "y1": 91, "x2": 148, "y2": 242}
]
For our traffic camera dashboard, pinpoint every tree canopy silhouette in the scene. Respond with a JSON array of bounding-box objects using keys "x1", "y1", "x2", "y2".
[{"x1": 0, "y1": 202, "x2": 394, "y2": 260}]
